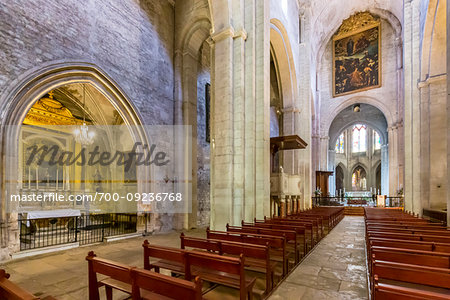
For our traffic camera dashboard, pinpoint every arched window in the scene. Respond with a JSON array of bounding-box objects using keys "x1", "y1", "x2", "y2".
[
  {"x1": 352, "y1": 124, "x2": 367, "y2": 153},
  {"x1": 373, "y1": 130, "x2": 381, "y2": 150},
  {"x1": 335, "y1": 133, "x2": 344, "y2": 153}
]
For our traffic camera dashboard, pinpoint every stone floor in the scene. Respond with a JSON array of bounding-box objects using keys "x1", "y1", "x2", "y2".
[
  {"x1": 269, "y1": 216, "x2": 368, "y2": 300},
  {"x1": 1, "y1": 228, "x2": 206, "y2": 299},
  {"x1": 0, "y1": 216, "x2": 368, "y2": 300}
]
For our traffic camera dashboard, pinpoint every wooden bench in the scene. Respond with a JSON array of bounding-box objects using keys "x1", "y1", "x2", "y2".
[
  {"x1": 241, "y1": 222, "x2": 308, "y2": 256},
  {"x1": 365, "y1": 207, "x2": 450, "y2": 299},
  {"x1": 258, "y1": 217, "x2": 319, "y2": 247},
  {"x1": 0, "y1": 269, "x2": 56, "y2": 300},
  {"x1": 180, "y1": 234, "x2": 275, "y2": 294},
  {"x1": 86, "y1": 251, "x2": 134, "y2": 300},
  {"x1": 143, "y1": 241, "x2": 256, "y2": 300},
  {"x1": 130, "y1": 268, "x2": 203, "y2": 300},
  {"x1": 86, "y1": 251, "x2": 203, "y2": 300},
  {"x1": 369, "y1": 237, "x2": 450, "y2": 253},
  {"x1": 374, "y1": 281, "x2": 450, "y2": 300},
  {"x1": 226, "y1": 224, "x2": 299, "y2": 265},
  {"x1": 206, "y1": 228, "x2": 290, "y2": 276},
  {"x1": 367, "y1": 231, "x2": 450, "y2": 244},
  {"x1": 372, "y1": 260, "x2": 450, "y2": 299}
]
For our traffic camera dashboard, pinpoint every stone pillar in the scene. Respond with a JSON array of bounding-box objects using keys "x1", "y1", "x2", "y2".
[
  {"x1": 280, "y1": 196, "x2": 286, "y2": 217},
  {"x1": 403, "y1": 0, "x2": 422, "y2": 214},
  {"x1": 183, "y1": 52, "x2": 200, "y2": 229},
  {"x1": 419, "y1": 76, "x2": 447, "y2": 210},
  {"x1": 388, "y1": 126, "x2": 399, "y2": 196},
  {"x1": 209, "y1": 0, "x2": 270, "y2": 230},
  {"x1": 381, "y1": 144, "x2": 389, "y2": 196},
  {"x1": 210, "y1": 29, "x2": 235, "y2": 230},
  {"x1": 447, "y1": 0, "x2": 450, "y2": 226},
  {"x1": 328, "y1": 149, "x2": 336, "y2": 195},
  {"x1": 286, "y1": 195, "x2": 291, "y2": 215}
]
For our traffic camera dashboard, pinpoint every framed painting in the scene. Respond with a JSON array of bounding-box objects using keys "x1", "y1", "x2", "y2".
[{"x1": 333, "y1": 22, "x2": 381, "y2": 97}]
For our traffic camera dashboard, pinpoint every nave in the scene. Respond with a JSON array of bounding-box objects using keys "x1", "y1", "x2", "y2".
[
  {"x1": 0, "y1": 207, "x2": 346, "y2": 299},
  {"x1": 269, "y1": 217, "x2": 367, "y2": 299}
]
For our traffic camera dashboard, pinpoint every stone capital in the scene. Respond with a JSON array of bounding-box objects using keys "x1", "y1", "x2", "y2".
[
  {"x1": 233, "y1": 28, "x2": 248, "y2": 41},
  {"x1": 282, "y1": 106, "x2": 301, "y2": 114},
  {"x1": 210, "y1": 26, "x2": 235, "y2": 43}
]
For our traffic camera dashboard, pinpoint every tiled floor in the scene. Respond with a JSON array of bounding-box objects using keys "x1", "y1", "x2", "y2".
[{"x1": 269, "y1": 216, "x2": 368, "y2": 300}]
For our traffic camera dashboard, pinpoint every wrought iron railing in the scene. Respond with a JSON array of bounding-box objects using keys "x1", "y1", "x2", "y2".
[
  {"x1": 312, "y1": 196, "x2": 404, "y2": 208},
  {"x1": 19, "y1": 213, "x2": 137, "y2": 251}
]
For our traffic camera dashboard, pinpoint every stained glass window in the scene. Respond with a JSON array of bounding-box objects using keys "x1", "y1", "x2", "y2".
[
  {"x1": 335, "y1": 133, "x2": 344, "y2": 153},
  {"x1": 374, "y1": 130, "x2": 381, "y2": 150},
  {"x1": 352, "y1": 124, "x2": 367, "y2": 153}
]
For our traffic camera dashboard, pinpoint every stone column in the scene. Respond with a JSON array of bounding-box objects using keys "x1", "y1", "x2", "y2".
[
  {"x1": 403, "y1": 0, "x2": 422, "y2": 214},
  {"x1": 328, "y1": 149, "x2": 336, "y2": 195},
  {"x1": 280, "y1": 195, "x2": 286, "y2": 217},
  {"x1": 381, "y1": 144, "x2": 389, "y2": 196},
  {"x1": 210, "y1": 29, "x2": 235, "y2": 230},
  {"x1": 286, "y1": 195, "x2": 291, "y2": 215},
  {"x1": 447, "y1": 0, "x2": 450, "y2": 226},
  {"x1": 388, "y1": 126, "x2": 399, "y2": 196},
  {"x1": 209, "y1": 0, "x2": 270, "y2": 229}
]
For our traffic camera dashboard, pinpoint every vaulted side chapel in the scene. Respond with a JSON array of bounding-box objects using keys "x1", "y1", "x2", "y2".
[{"x1": 0, "y1": 0, "x2": 448, "y2": 299}]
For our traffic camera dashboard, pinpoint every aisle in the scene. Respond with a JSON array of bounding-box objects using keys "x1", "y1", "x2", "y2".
[{"x1": 269, "y1": 216, "x2": 368, "y2": 300}]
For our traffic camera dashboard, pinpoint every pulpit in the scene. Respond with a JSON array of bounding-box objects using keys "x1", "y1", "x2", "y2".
[{"x1": 270, "y1": 135, "x2": 307, "y2": 217}]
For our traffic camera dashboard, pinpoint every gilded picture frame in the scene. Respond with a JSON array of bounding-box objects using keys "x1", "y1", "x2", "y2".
[{"x1": 332, "y1": 22, "x2": 381, "y2": 97}]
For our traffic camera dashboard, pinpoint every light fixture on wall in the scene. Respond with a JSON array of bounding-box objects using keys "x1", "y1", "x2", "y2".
[
  {"x1": 353, "y1": 104, "x2": 361, "y2": 113},
  {"x1": 73, "y1": 84, "x2": 95, "y2": 146}
]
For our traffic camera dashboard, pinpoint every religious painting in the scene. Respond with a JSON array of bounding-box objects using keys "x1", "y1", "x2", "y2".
[{"x1": 333, "y1": 15, "x2": 381, "y2": 97}]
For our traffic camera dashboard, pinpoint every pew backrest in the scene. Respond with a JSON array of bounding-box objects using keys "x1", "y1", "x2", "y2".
[{"x1": 130, "y1": 268, "x2": 202, "y2": 300}]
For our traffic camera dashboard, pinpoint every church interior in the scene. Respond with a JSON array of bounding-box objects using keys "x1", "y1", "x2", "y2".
[{"x1": 0, "y1": 0, "x2": 448, "y2": 299}]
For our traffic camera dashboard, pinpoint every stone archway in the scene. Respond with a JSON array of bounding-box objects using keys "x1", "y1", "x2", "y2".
[{"x1": 0, "y1": 62, "x2": 148, "y2": 260}]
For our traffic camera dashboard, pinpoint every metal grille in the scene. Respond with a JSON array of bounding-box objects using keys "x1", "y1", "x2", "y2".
[{"x1": 19, "y1": 213, "x2": 137, "y2": 251}]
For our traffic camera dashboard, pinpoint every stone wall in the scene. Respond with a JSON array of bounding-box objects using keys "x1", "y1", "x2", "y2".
[
  {"x1": 404, "y1": 0, "x2": 447, "y2": 216},
  {"x1": 0, "y1": 0, "x2": 175, "y2": 125},
  {"x1": 196, "y1": 41, "x2": 211, "y2": 227},
  {"x1": 315, "y1": 17, "x2": 403, "y2": 196},
  {"x1": 0, "y1": 0, "x2": 176, "y2": 240}
]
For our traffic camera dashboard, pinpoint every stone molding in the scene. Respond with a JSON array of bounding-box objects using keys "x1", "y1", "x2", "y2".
[{"x1": 417, "y1": 73, "x2": 447, "y2": 89}]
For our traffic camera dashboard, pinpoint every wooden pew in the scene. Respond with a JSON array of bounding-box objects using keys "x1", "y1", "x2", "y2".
[
  {"x1": 130, "y1": 268, "x2": 203, "y2": 300},
  {"x1": 226, "y1": 224, "x2": 299, "y2": 264},
  {"x1": 374, "y1": 282, "x2": 450, "y2": 300},
  {"x1": 293, "y1": 207, "x2": 344, "y2": 229},
  {"x1": 368, "y1": 245, "x2": 450, "y2": 278},
  {"x1": 367, "y1": 231, "x2": 450, "y2": 244},
  {"x1": 0, "y1": 269, "x2": 56, "y2": 300},
  {"x1": 365, "y1": 207, "x2": 450, "y2": 298},
  {"x1": 372, "y1": 260, "x2": 450, "y2": 299},
  {"x1": 86, "y1": 251, "x2": 203, "y2": 300},
  {"x1": 143, "y1": 241, "x2": 256, "y2": 300},
  {"x1": 86, "y1": 251, "x2": 134, "y2": 300},
  {"x1": 241, "y1": 222, "x2": 308, "y2": 256},
  {"x1": 368, "y1": 237, "x2": 450, "y2": 253},
  {"x1": 206, "y1": 228, "x2": 290, "y2": 276},
  {"x1": 256, "y1": 218, "x2": 317, "y2": 249},
  {"x1": 180, "y1": 234, "x2": 275, "y2": 294}
]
